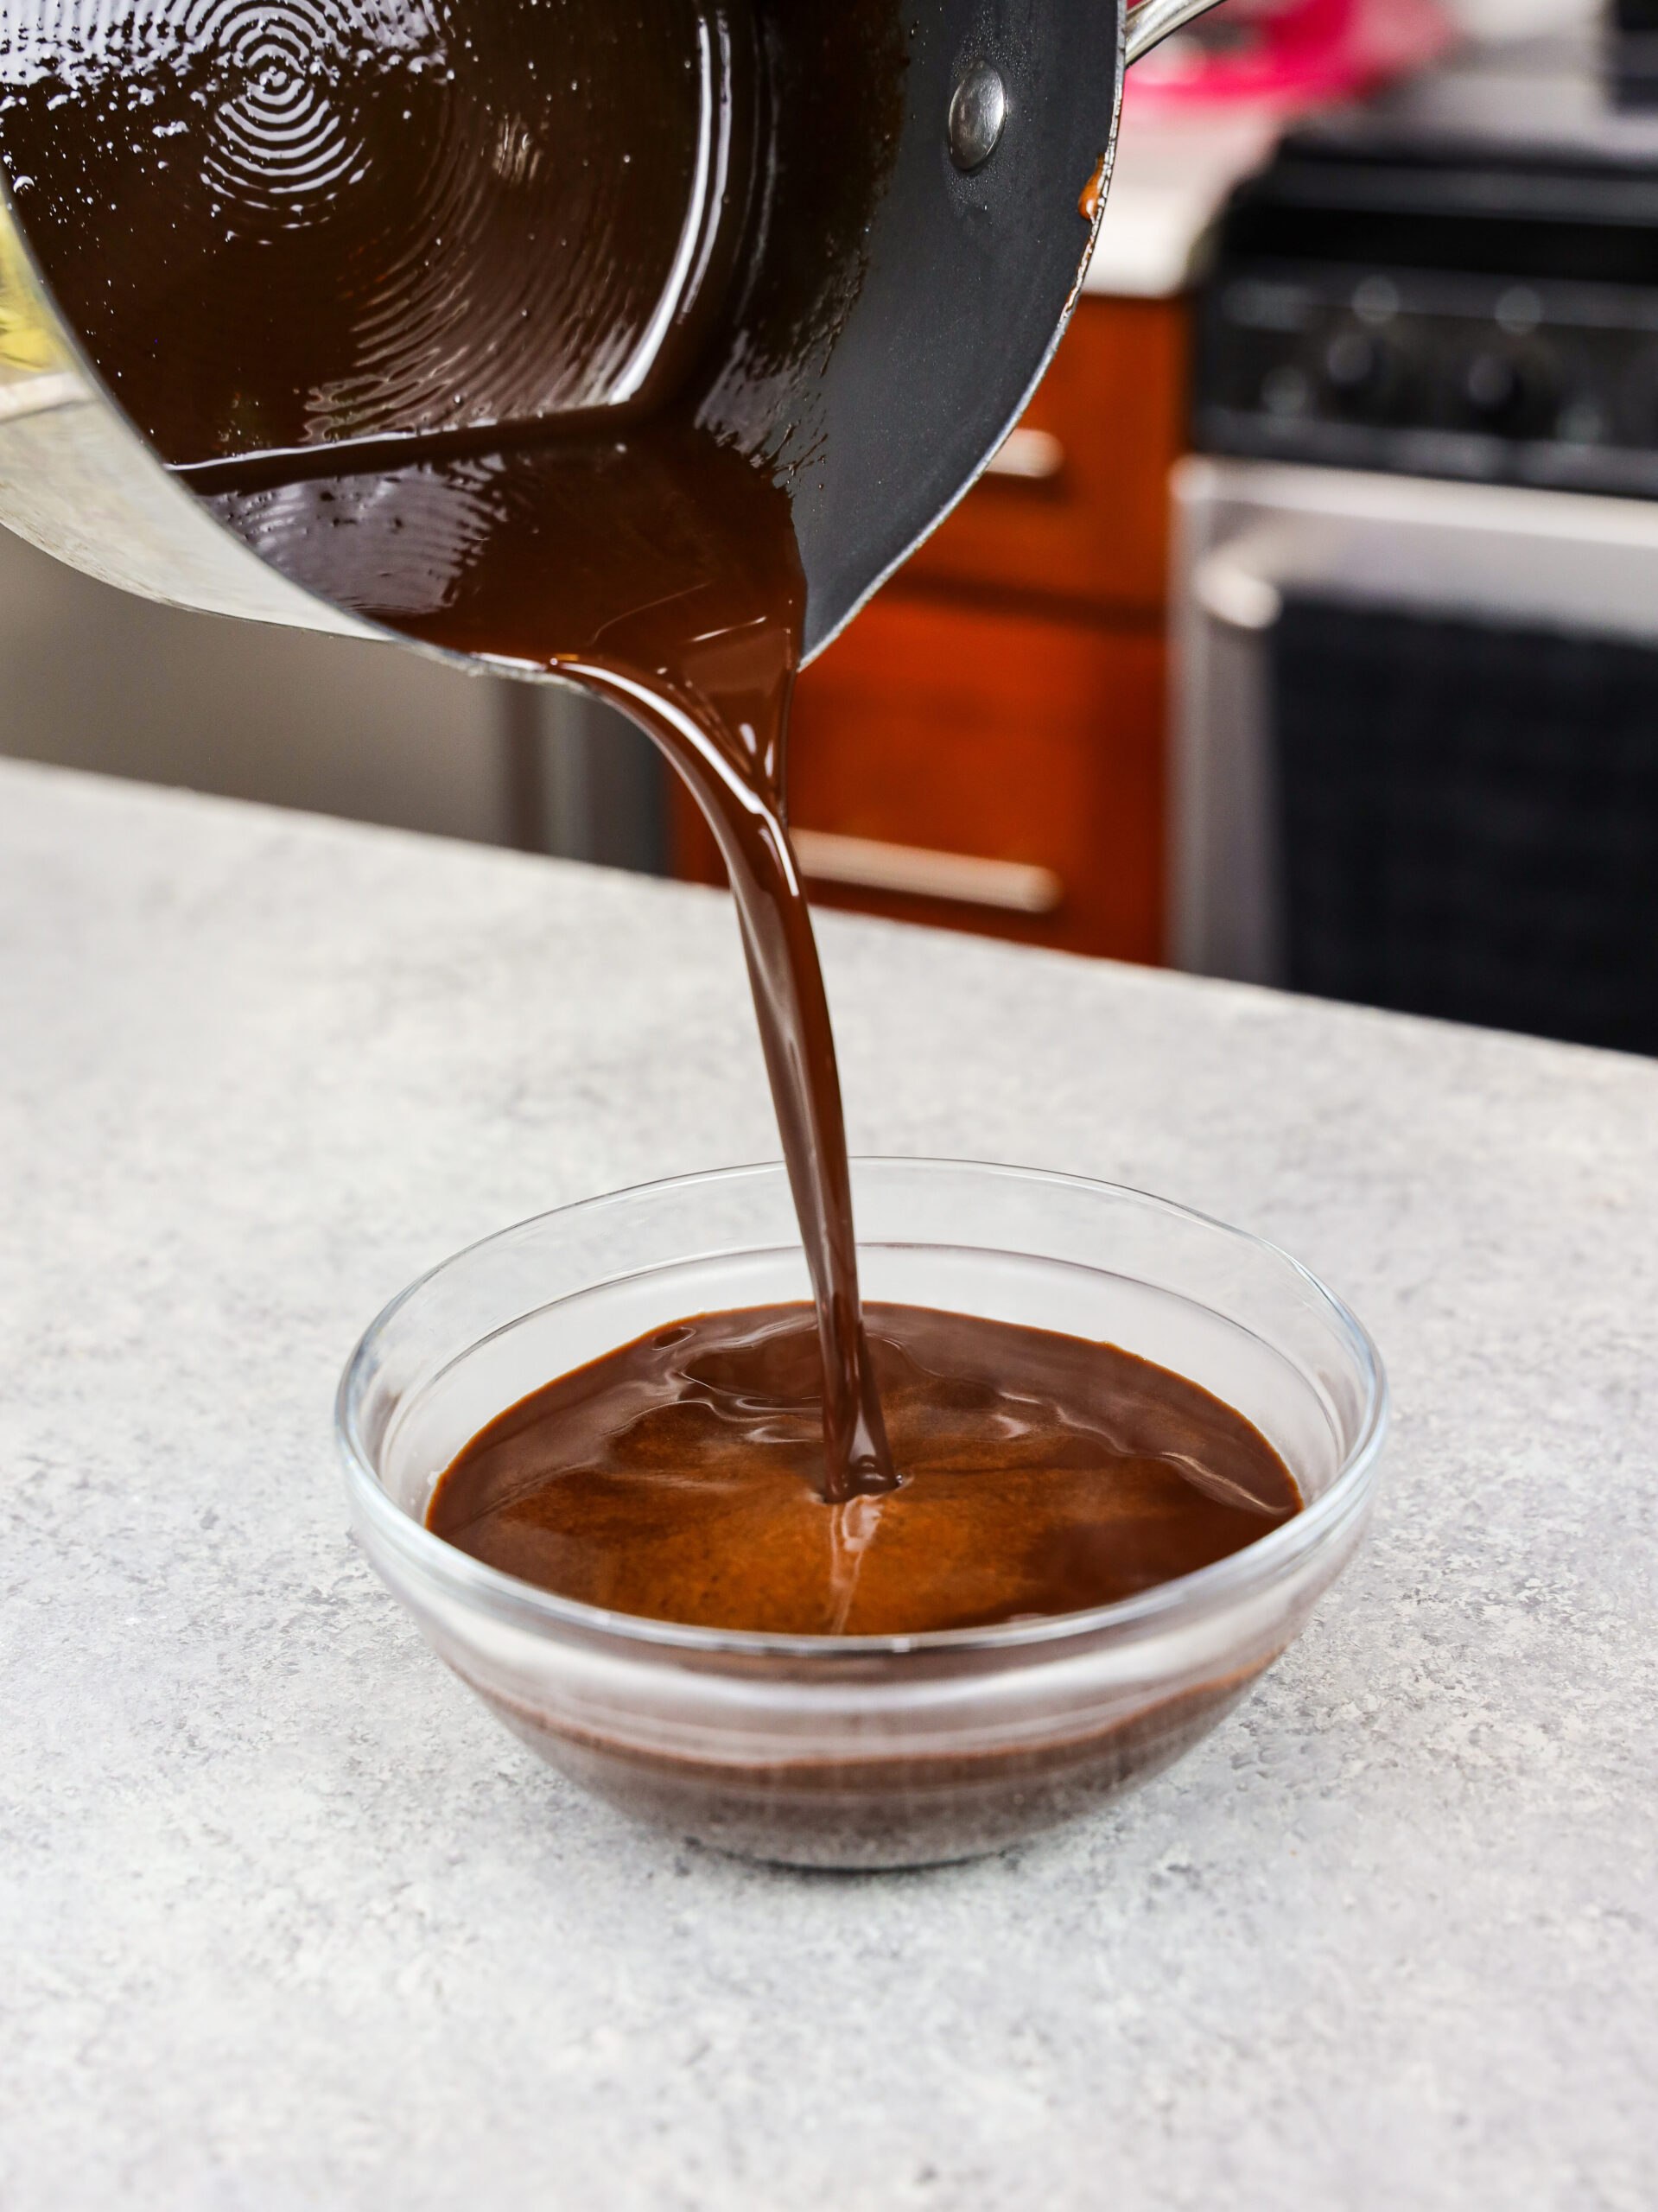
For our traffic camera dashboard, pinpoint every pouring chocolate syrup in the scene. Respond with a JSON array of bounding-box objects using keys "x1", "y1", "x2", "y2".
[
  {"x1": 1, "y1": 0, "x2": 903, "y2": 1497},
  {"x1": 194, "y1": 420, "x2": 898, "y2": 1497},
  {"x1": 0, "y1": 0, "x2": 1297, "y2": 1605}
]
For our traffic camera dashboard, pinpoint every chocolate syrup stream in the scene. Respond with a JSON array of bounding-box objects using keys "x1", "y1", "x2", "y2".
[
  {"x1": 181, "y1": 414, "x2": 897, "y2": 1502},
  {"x1": 530, "y1": 437, "x2": 898, "y2": 1500},
  {"x1": 560, "y1": 653, "x2": 897, "y2": 1503}
]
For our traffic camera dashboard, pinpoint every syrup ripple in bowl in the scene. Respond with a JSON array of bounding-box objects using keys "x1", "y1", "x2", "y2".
[{"x1": 338, "y1": 1160, "x2": 1388, "y2": 1869}]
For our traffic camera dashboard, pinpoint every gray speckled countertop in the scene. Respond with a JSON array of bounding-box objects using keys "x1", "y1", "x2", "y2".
[{"x1": 3, "y1": 757, "x2": 1654, "y2": 2209}]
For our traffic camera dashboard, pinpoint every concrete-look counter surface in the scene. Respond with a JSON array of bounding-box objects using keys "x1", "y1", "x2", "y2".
[{"x1": 3, "y1": 757, "x2": 1653, "y2": 2210}]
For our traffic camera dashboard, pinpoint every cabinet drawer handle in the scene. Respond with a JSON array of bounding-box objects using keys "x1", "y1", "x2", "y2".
[
  {"x1": 984, "y1": 426, "x2": 1065, "y2": 482},
  {"x1": 1191, "y1": 550, "x2": 1282, "y2": 632},
  {"x1": 791, "y1": 828, "x2": 1064, "y2": 914}
]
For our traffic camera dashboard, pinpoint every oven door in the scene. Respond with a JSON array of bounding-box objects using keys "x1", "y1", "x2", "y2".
[{"x1": 1171, "y1": 457, "x2": 1658, "y2": 1052}]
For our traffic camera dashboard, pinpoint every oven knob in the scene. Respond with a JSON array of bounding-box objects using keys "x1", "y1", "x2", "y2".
[
  {"x1": 1322, "y1": 325, "x2": 1405, "y2": 423},
  {"x1": 1619, "y1": 344, "x2": 1658, "y2": 446},
  {"x1": 1456, "y1": 344, "x2": 1560, "y2": 437},
  {"x1": 1464, "y1": 349, "x2": 1519, "y2": 419}
]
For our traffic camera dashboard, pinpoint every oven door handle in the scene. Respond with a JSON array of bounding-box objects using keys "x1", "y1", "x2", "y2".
[{"x1": 1178, "y1": 457, "x2": 1658, "y2": 643}]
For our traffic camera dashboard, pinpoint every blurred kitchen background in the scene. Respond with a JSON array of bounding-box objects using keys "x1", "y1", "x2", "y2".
[{"x1": 10, "y1": 0, "x2": 1658, "y2": 1053}]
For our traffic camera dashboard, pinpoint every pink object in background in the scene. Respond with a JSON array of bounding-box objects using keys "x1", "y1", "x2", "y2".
[{"x1": 1124, "y1": 0, "x2": 1453, "y2": 111}]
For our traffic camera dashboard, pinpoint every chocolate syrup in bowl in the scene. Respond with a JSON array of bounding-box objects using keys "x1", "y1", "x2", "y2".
[{"x1": 429, "y1": 1303, "x2": 1302, "y2": 1637}]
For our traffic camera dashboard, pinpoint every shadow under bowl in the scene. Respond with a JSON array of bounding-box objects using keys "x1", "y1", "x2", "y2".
[{"x1": 338, "y1": 1159, "x2": 1387, "y2": 1869}]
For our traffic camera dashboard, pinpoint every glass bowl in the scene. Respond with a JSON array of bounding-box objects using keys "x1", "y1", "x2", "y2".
[{"x1": 338, "y1": 1160, "x2": 1388, "y2": 1868}]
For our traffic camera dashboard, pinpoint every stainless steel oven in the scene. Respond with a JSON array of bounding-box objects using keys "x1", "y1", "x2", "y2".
[{"x1": 1172, "y1": 25, "x2": 1658, "y2": 1052}]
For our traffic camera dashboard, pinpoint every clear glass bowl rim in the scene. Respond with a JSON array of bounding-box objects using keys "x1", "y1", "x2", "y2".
[{"x1": 336, "y1": 1156, "x2": 1389, "y2": 1662}]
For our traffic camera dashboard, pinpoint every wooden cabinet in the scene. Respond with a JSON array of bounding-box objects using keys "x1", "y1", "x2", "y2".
[
  {"x1": 901, "y1": 294, "x2": 1186, "y2": 620},
  {"x1": 783, "y1": 597, "x2": 1165, "y2": 960},
  {"x1": 673, "y1": 294, "x2": 1189, "y2": 963}
]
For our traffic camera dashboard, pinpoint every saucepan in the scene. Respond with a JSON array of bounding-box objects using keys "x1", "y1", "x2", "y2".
[{"x1": 0, "y1": 0, "x2": 1228, "y2": 665}]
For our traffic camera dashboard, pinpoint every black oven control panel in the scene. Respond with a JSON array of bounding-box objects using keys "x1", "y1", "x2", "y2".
[{"x1": 1195, "y1": 32, "x2": 1658, "y2": 499}]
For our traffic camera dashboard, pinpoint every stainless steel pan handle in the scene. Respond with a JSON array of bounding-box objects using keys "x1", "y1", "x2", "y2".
[{"x1": 1125, "y1": 0, "x2": 1236, "y2": 67}]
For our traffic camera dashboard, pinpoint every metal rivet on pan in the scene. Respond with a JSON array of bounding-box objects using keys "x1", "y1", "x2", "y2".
[{"x1": 949, "y1": 62, "x2": 1007, "y2": 172}]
